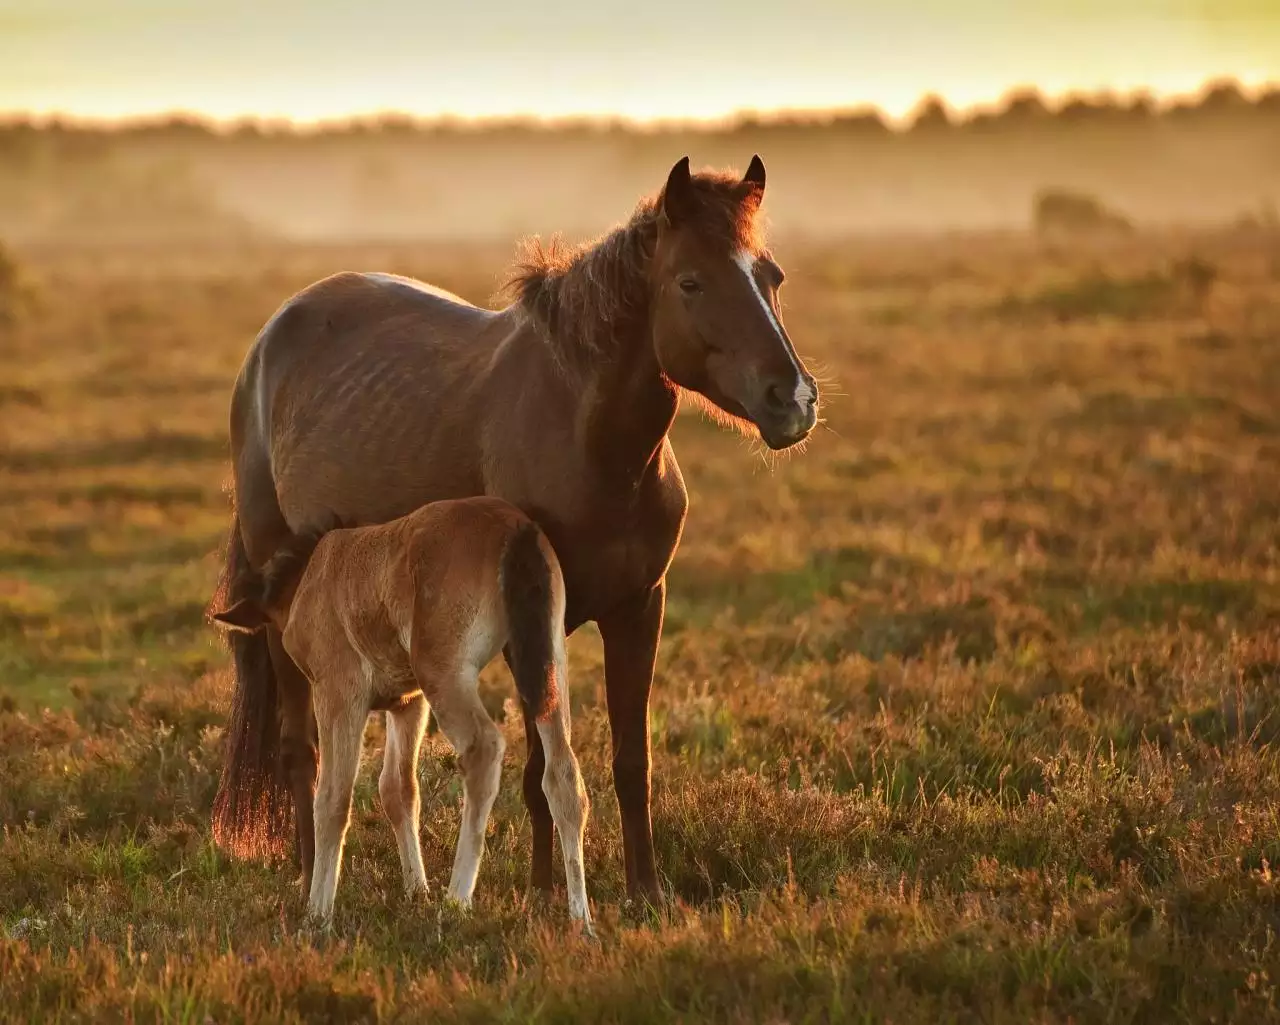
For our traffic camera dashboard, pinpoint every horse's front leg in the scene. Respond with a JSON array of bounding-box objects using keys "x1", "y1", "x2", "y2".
[
  {"x1": 597, "y1": 580, "x2": 665, "y2": 902},
  {"x1": 519, "y1": 702, "x2": 556, "y2": 893}
]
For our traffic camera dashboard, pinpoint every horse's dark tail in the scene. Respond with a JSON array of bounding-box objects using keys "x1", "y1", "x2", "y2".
[
  {"x1": 208, "y1": 509, "x2": 293, "y2": 861},
  {"x1": 500, "y1": 522, "x2": 562, "y2": 721}
]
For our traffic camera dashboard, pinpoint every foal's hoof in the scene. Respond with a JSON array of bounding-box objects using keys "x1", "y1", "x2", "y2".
[
  {"x1": 443, "y1": 892, "x2": 474, "y2": 915},
  {"x1": 305, "y1": 911, "x2": 335, "y2": 932},
  {"x1": 295, "y1": 913, "x2": 334, "y2": 947}
]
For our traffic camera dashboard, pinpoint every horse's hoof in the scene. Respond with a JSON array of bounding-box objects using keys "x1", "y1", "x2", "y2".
[{"x1": 625, "y1": 889, "x2": 665, "y2": 911}]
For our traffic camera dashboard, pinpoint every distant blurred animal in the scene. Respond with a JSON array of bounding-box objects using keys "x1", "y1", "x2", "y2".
[
  {"x1": 211, "y1": 153, "x2": 818, "y2": 904},
  {"x1": 1033, "y1": 188, "x2": 1134, "y2": 238},
  {"x1": 211, "y1": 497, "x2": 592, "y2": 930}
]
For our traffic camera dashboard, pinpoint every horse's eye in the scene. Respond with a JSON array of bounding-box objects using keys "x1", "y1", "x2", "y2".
[{"x1": 678, "y1": 277, "x2": 702, "y2": 295}]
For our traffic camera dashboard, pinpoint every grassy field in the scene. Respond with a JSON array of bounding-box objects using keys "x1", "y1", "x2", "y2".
[{"x1": 2, "y1": 230, "x2": 1280, "y2": 1022}]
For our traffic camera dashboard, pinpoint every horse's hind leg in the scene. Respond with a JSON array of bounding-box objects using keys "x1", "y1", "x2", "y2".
[
  {"x1": 236, "y1": 442, "x2": 316, "y2": 884},
  {"x1": 269, "y1": 631, "x2": 318, "y2": 893},
  {"x1": 379, "y1": 694, "x2": 429, "y2": 896},
  {"x1": 307, "y1": 687, "x2": 367, "y2": 923},
  {"x1": 535, "y1": 657, "x2": 592, "y2": 931}
]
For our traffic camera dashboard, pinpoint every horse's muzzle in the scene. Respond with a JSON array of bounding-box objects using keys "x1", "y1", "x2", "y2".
[{"x1": 758, "y1": 397, "x2": 818, "y2": 450}]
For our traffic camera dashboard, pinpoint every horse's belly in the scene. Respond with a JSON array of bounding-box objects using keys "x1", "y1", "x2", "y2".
[
  {"x1": 256, "y1": 304, "x2": 490, "y2": 530},
  {"x1": 273, "y1": 414, "x2": 483, "y2": 530}
]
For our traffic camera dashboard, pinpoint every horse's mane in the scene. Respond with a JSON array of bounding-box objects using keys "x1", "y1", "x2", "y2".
[{"x1": 506, "y1": 170, "x2": 764, "y2": 376}]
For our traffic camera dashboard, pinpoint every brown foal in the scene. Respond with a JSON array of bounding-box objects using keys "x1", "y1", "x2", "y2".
[
  {"x1": 212, "y1": 498, "x2": 592, "y2": 928},
  {"x1": 211, "y1": 154, "x2": 818, "y2": 903}
]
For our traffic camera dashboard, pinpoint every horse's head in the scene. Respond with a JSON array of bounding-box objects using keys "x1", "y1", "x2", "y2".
[{"x1": 649, "y1": 155, "x2": 818, "y2": 450}]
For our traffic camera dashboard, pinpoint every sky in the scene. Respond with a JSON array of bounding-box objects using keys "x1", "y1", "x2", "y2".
[{"x1": 2, "y1": 0, "x2": 1278, "y2": 124}]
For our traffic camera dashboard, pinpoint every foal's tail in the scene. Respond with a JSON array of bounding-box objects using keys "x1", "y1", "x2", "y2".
[
  {"x1": 208, "y1": 509, "x2": 293, "y2": 861},
  {"x1": 500, "y1": 522, "x2": 563, "y2": 721}
]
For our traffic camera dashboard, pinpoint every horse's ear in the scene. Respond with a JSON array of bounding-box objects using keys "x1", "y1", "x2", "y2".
[
  {"x1": 210, "y1": 598, "x2": 269, "y2": 634},
  {"x1": 740, "y1": 154, "x2": 766, "y2": 205},
  {"x1": 660, "y1": 156, "x2": 694, "y2": 226}
]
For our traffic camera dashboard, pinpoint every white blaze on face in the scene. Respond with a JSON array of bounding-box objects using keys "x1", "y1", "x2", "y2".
[{"x1": 732, "y1": 251, "x2": 816, "y2": 406}]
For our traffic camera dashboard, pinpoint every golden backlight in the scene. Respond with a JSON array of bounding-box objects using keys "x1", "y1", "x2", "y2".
[
  {"x1": 5, "y1": 3, "x2": 1280, "y2": 1021},
  {"x1": 2, "y1": 0, "x2": 1278, "y2": 124}
]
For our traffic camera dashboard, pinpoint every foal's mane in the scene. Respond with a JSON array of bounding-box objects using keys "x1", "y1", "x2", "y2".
[{"x1": 506, "y1": 170, "x2": 764, "y2": 375}]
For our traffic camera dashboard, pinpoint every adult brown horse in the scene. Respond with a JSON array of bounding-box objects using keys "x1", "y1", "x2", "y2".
[{"x1": 211, "y1": 154, "x2": 818, "y2": 903}]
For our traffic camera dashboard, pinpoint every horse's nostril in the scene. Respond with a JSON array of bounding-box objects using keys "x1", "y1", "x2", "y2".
[{"x1": 764, "y1": 383, "x2": 789, "y2": 412}]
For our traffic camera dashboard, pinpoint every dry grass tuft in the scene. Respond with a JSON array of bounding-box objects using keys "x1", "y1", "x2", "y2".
[{"x1": 3, "y1": 233, "x2": 1280, "y2": 1021}]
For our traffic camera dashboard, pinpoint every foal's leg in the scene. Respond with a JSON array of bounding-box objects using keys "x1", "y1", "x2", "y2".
[
  {"x1": 308, "y1": 690, "x2": 367, "y2": 922},
  {"x1": 536, "y1": 654, "x2": 592, "y2": 931},
  {"x1": 421, "y1": 660, "x2": 505, "y2": 907},
  {"x1": 379, "y1": 694, "x2": 429, "y2": 896}
]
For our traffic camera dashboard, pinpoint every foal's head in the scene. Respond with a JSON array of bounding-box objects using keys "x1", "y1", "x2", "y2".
[
  {"x1": 649, "y1": 156, "x2": 818, "y2": 450},
  {"x1": 209, "y1": 522, "x2": 335, "y2": 635}
]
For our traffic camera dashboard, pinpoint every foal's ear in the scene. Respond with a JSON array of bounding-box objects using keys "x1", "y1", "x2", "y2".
[
  {"x1": 210, "y1": 598, "x2": 270, "y2": 633},
  {"x1": 660, "y1": 156, "x2": 695, "y2": 226},
  {"x1": 739, "y1": 153, "x2": 766, "y2": 204}
]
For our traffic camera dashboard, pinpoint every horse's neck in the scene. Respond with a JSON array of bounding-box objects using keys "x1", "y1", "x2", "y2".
[
  {"x1": 506, "y1": 217, "x2": 676, "y2": 488},
  {"x1": 578, "y1": 316, "x2": 679, "y2": 486}
]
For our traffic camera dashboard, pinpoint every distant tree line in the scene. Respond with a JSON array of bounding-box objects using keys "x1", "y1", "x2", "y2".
[{"x1": 0, "y1": 78, "x2": 1276, "y2": 143}]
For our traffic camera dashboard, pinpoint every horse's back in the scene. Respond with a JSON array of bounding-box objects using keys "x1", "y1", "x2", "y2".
[
  {"x1": 252, "y1": 271, "x2": 497, "y2": 370},
  {"x1": 232, "y1": 272, "x2": 513, "y2": 536},
  {"x1": 359, "y1": 272, "x2": 477, "y2": 311}
]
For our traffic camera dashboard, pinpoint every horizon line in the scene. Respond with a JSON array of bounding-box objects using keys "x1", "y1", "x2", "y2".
[{"x1": 5, "y1": 75, "x2": 1277, "y2": 135}]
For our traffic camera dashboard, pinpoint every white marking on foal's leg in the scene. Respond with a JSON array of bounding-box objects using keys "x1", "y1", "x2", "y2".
[
  {"x1": 380, "y1": 695, "x2": 429, "y2": 896},
  {"x1": 430, "y1": 664, "x2": 505, "y2": 908},
  {"x1": 308, "y1": 697, "x2": 367, "y2": 923},
  {"x1": 732, "y1": 250, "x2": 816, "y2": 406},
  {"x1": 448, "y1": 713, "x2": 504, "y2": 907},
  {"x1": 537, "y1": 654, "x2": 593, "y2": 934}
]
